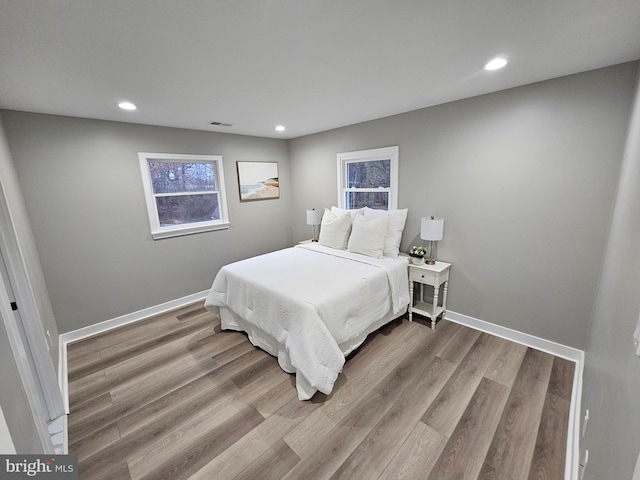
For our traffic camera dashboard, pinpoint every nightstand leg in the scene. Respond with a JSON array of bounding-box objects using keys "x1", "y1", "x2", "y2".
[
  {"x1": 442, "y1": 281, "x2": 449, "y2": 318},
  {"x1": 432, "y1": 285, "x2": 440, "y2": 329},
  {"x1": 408, "y1": 281, "x2": 414, "y2": 322}
]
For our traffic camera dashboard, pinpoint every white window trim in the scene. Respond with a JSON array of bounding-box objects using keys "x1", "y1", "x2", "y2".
[
  {"x1": 139, "y1": 152, "x2": 230, "y2": 240},
  {"x1": 337, "y1": 146, "x2": 399, "y2": 210}
]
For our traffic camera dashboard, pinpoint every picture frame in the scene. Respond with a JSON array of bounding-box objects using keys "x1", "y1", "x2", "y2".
[{"x1": 236, "y1": 161, "x2": 280, "y2": 201}]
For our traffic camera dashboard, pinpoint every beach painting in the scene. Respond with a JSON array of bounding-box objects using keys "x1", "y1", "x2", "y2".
[{"x1": 237, "y1": 161, "x2": 280, "y2": 201}]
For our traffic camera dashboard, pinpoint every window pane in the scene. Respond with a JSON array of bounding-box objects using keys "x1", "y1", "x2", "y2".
[
  {"x1": 149, "y1": 162, "x2": 215, "y2": 194},
  {"x1": 346, "y1": 191, "x2": 389, "y2": 210},
  {"x1": 156, "y1": 194, "x2": 220, "y2": 226},
  {"x1": 347, "y1": 159, "x2": 390, "y2": 188}
]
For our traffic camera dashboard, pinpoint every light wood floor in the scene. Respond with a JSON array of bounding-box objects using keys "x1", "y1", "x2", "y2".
[{"x1": 66, "y1": 303, "x2": 575, "y2": 480}]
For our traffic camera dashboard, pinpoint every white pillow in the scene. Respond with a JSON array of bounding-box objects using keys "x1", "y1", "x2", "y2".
[
  {"x1": 318, "y1": 209, "x2": 351, "y2": 249},
  {"x1": 330, "y1": 206, "x2": 365, "y2": 223},
  {"x1": 364, "y1": 207, "x2": 408, "y2": 258},
  {"x1": 347, "y1": 214, "x2": 389, "y2": 259}
]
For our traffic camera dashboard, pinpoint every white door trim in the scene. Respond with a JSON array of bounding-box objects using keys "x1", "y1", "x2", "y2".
[
  {"x1": 0, "y1": 170, "x2": 64, "y2": 422},
  {"x1": 0, "y1": 169, "x2": 62, "y2": 452},
  {"x1": 0, "y1": 257, "x2": 53, "y2": 453}
]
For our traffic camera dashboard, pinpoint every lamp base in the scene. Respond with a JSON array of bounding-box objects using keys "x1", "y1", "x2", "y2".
[
  {"x1": 310, "y1": 224, "x2": 319, "y2": 242},
  {"x1": 425, "y1": 240, "x2": 437, "y2": 265}
]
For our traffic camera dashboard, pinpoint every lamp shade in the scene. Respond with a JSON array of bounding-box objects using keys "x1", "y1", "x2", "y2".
[
  {"x1": 306, "y1": 209, "x2": 323, "y2": 226},
  {"x1": 421, "y1": 216, "x2": 444, "y2": 241}
]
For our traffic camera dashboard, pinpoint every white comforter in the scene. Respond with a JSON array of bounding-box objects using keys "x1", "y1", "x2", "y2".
[{"x1": 204, "y1": 243, "x2": 409, "y2": 399}]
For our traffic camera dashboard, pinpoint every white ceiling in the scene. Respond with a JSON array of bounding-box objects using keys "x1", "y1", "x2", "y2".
[{"x1": 1, "y1": 1, "x2": 639, "y2": 139}]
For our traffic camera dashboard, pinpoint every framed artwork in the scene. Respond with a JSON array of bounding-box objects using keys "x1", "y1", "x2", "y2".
[{"x1": 236, "y1": 161, "x2": 280, "y2": 201}]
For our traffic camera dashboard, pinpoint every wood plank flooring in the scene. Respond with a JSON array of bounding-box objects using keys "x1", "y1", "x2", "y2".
[{"x1": 66, "y1": 303, "x2": 575, "y2": 480}]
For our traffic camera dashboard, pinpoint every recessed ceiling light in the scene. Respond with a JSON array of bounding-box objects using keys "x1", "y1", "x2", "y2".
[
  {"x1": 118, "y1": 101, "x2": 137, "y2": 111},
  {"x1": 484, "y1": 57, "x2": 508, "y2": 71},
  {"x1": 275, "y1": 125, "x2": 286, "y2": 132}
]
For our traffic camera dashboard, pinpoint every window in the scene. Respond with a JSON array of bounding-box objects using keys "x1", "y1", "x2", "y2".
[
  {"x1": 139, "y1": 152, "x2": 230, "y2": 239},
  {"x1": 337, "y1": 146, "x2": 399, "y2": 210}
]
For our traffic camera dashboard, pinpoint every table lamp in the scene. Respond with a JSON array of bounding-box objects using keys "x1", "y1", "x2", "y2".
[
  {"x1": 421, "y1": 216, "x2": 444, "y2": 265},
  {"x1": 306, "y1": 209, "x2": 323, "y2": 242}
]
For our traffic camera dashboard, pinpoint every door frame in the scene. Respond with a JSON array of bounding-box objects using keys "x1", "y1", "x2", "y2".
[
  {"x1": 0, "y1": 252, "x2": 54, "y2": 452},
  {"x1": 0, "y1": 178, "x2": 62, "y2": 452}
]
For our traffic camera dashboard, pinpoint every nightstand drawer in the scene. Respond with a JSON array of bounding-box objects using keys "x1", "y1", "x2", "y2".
[{"x1": 410, "y1": 269, "x2": 436, "y2": 284}]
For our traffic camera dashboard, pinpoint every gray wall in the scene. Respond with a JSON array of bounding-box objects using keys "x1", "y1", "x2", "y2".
[
  {"x1": 290, "y1": 63, "x2": 638, "y2": 349},
  {"x1": 2, "y1": 112, "x2": 292, "y2": 333},
  {"x1": 582, "y1": 66, "x2": 640, "y2": 480}
]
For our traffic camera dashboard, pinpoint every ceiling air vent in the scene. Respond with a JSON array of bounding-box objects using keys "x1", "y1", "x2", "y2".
[{"x1": 208, "y1": 121, "x2": 233, "y2": 127}]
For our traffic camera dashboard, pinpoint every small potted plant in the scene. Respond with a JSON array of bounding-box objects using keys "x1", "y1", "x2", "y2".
[{"x1": 409, "y1": 246, "x2": 426, "y2": 265}]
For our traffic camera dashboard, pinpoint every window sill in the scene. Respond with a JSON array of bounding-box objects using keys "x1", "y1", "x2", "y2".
[{"x1": 151, "y1": 222, "x2": 230, "y2": 240}]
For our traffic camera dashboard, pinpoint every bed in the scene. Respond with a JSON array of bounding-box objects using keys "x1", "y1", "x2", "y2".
[{"x1": 204, "y1": 227, "x2": 410, "y2": 399}]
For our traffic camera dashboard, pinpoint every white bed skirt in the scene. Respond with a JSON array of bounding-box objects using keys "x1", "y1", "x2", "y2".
[{"x1": 218, "y1": 304, "x2": 407, "y2": 400}]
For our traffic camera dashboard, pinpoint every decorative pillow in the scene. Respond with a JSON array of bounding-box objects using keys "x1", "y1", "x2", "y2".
[
  {"x1": 347, "y1": 214, "x2": 389, "y2": 259},
  {"x1": 364, "y1": 207, "x2": 408, "y2": 258},
  {"x1": 318, "y1": 209, "x2": 351, "y2": 249},
  {"x1": 331, "y1": 206, "x2": 365, "y2": 223}
]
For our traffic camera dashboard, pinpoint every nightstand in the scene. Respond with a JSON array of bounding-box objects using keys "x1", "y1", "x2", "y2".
[{"x1": 408, "y1": 261, "x2": 451, "y2": 329}]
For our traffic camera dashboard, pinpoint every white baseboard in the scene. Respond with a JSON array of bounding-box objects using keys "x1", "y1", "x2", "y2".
[
  {"x1": 57, "y1": 290, "x2": 210, "y2": 414},
  {"x1": 445, "y1": 310, "x2": 583, "y2": 362},
  {"x1": 444, "y1": 310, "x2": 584, "y2": 480},
  {"x1": 57, "y1": 335, "x2": 69, "y2": 415}
]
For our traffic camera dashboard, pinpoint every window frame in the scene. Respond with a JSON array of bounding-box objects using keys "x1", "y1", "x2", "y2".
[
  {"x1": 138, "y1": 152, "x2": 230, "y2": 239},
  {"x1": 337, "y1": 146, "x2": 399, "y2": 210}
]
